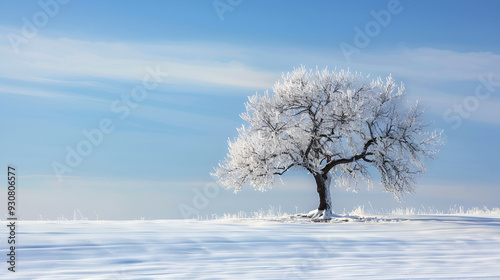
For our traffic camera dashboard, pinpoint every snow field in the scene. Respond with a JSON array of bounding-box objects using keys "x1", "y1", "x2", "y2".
[{"x1": 5, "y1": 213, "x2": 500, "y2": 279}]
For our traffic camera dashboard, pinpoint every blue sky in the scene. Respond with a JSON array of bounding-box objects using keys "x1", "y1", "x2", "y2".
[{"x1": 1, "y1": 0, "x2": 499, "y2": 219}]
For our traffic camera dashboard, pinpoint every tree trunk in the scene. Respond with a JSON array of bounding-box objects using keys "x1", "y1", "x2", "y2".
[{"x1": 313, "y1": 172, "x2": 333, "y2": 218}]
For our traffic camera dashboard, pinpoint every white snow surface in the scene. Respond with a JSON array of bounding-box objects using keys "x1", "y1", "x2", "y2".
[{"x1": 6, "y1": 214, "x2": 500, "y2": 279}]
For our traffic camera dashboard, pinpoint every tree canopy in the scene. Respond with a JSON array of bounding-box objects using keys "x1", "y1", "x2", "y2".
[{"x1": 213, "y1": 66, "x2": 443, "y2": 218}]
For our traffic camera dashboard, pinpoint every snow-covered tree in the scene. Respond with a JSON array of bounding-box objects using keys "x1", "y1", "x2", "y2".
[{"x1": 213, "y1": 66, "x2": 443, "y2": 220}]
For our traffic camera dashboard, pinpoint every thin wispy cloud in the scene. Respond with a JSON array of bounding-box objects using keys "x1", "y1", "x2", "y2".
[
  {"x1": 2, "y1": 27, "x2": 500, "y2": 93},
  {"x1": 353, "y1": 47, "x2": 500, "y2": 83},
  {"x1": 0, "y1": 33, "x2": 278, "y2": 89},
  {"x1": 3, "y1": 32, "x2": 499, "y2": 134},
  {"x1": 417, "y1": 87, "x2": 500, "y2": 126}
]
